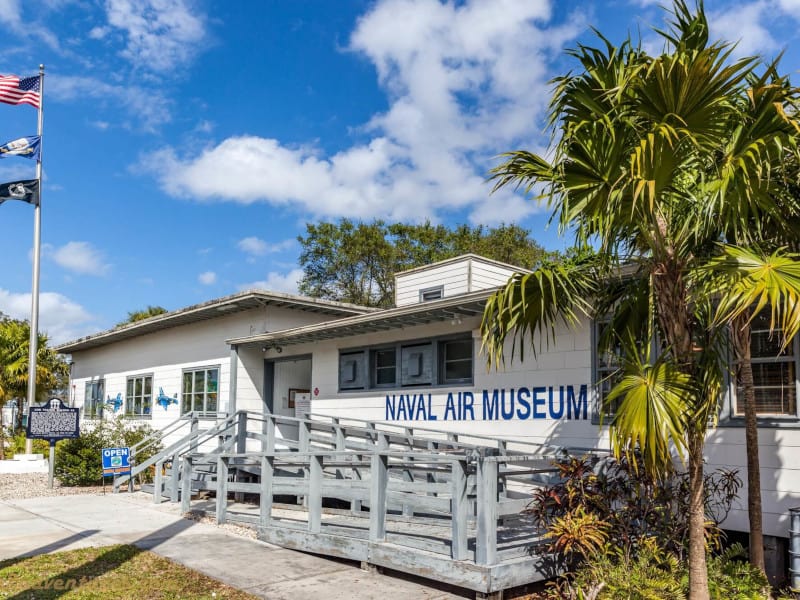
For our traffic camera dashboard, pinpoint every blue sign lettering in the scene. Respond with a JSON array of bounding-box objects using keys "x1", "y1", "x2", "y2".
[{"x1": 384, "y1": 386, "x2": 589, "y2": 422}]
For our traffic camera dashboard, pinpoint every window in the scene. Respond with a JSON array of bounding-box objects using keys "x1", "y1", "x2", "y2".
[
  {"x1": 734, "y1": 311, "x2": 798, "y2": 416},
  {"x1": 401, "y1": 343, "x2": 433, "y2": 386},
  {"x1": 182, "y1": 367, "x2": 219, "y2": 416},
  {"x1": 338, "y1": 335, "x2": 473, "y2": 391},
  {"x1": 440, "y1": 338, "x2": 473, "y2": 384},
  {"x1": 126, "y1": 374, "x2": 153, "y2": 418},
  {"x1": 371, "y1": 348, "x2": 397, "y2": 387},
  {"x1": 419, "y1": 286, "x2": 443, "y2": 302},
  {"x1": 594, "y1": 320, "x2": 625, "y2": 419},
  {"x1": 339, "y1": 351, "x2": 366, "y2": 390},
  {"x1": 84, "y1": 380, "x2": 104, "y2": 419}
]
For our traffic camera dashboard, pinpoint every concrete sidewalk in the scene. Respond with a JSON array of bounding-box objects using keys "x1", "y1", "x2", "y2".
[{"x1": 0, "y1": 493, "x2": 467, "y2": 599}]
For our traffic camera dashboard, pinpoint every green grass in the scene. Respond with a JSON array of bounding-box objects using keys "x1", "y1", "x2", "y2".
[{"x1": 0, "y1": 545, "x2": 259, "y2": 599}]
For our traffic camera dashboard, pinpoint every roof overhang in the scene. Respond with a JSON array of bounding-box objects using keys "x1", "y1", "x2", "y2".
[
  {"x1": 58, "y1": 290, "x2": 376, "y2": 354},
  {"x1": 227, "y1": 289, "x2": 493, "y2": 349}
]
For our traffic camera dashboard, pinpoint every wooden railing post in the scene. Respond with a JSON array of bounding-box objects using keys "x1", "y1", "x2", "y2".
[
  {"x1": 153, "y1": 458, "x2": 163, "y2": 504},
  {"x1": 299, "y1": 420, "x2": 311, "y2": 506},
  {"x1": 266, "y1": 416, "x2": 275, "y2": 453},
  {"x1": 236, "y1": 411, "x2": 248, "y2": 454},
  {"x1": 189, "y1": 413, "x2": 199, "y2": 453},
  {"x1": 170, "y1": 451, "x2": 180, "y2": 502},
  {"x1": 334, "y1": 418, "x2": 345, "y2": 479},
  {"x1": 181, "y1": 455, "x2": 193, "y2": 514},
  {"x1": 450, "y1": 458, "x2": 469, "y2": 560},
  {"x1": 369, "y1": 452, "x2": 388, "y2": 543},
  {"x1": 308, "y1": 454, "x2": 323, "y2": 533},
  {"x1": 216, "y1": 456, "x2": 229, "y2": 525},
  {"x1": 234, "y1": 412, "x2": 248, "y2": 502},
  {"x1": 475, "y1": 454, "x2": 498, "y2": 565},
  {"x1": 260, "y1": 455, "x2": 274, "y2": 528},
  {"x1": 351, "y1": 454, "x2": 363, "y2": 516}
]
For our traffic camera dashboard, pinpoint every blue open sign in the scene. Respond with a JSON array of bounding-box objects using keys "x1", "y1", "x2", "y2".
[{"x1": 101, "y1": 447, "x2": 131, "y2": 477}]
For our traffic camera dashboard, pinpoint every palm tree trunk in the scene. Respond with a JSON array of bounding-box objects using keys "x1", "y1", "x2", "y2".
[
  {"x1": 731, "y1": 311, "x2": 765, "y2": 571},
  {"x1": 688, "y1": 432, "x2": 710, "y2": 600},
  {"x1": 652, "y1": 259, "x2": 709, "y2": 599}
]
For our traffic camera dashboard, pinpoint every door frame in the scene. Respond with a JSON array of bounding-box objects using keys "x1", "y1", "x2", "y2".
[{"x1": 262, "y1": 354, "x2": 312, "y2": 415}]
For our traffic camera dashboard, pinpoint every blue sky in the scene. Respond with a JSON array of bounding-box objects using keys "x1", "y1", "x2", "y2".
[{"x1": 1, "y1": 0, "x2": 800, "y2": 344}]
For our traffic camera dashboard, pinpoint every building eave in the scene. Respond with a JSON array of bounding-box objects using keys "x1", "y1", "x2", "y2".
[
  {"x1": 227, "y1": 289, "x2": 495, "y2": 349},
  {"x1": 57, "y1": 290, "x2": 376, "y2": 354}
]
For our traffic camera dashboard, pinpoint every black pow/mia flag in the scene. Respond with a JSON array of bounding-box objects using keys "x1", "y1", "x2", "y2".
[{"x1": 0, "y1": 179, "x2": 38, "y2": 206}]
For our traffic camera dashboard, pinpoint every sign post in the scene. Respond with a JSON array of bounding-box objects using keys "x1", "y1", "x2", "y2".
[{"x1": 26, "y1": 398, "x2": 80, "y2": 488}]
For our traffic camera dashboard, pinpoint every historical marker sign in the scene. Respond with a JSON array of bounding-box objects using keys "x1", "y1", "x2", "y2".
[{"x1": 26, "y1": 398, "x2": 80, "y2": 442}]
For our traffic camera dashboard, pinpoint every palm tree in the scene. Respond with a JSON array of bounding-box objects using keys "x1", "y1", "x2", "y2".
[
  {"x1": 480, "y1": 3, "x2": 800, "y2": 597},
  {"x1": 0, "y1": 318, "x2": 68, "y2": 457},
  {"x1": 118, "y1": 305, "x2": 168, "y2": 326},
  {"x1": 700, "y1": 66, "x2": 800, "y2": 571}
]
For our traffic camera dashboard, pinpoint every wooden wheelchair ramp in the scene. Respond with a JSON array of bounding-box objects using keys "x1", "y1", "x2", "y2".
[{"x1": 181, "y1": 447, "x2": 559, "y2": 598}]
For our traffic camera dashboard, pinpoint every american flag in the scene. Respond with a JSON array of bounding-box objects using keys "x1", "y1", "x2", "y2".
[{"x1": 0, "y1": 75, "x2": 40, "y2": 108}]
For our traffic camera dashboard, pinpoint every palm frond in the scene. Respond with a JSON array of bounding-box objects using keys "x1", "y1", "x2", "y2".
[
  {"x1": 481, "y1": 253, "x2": 601, "y2": 368},
  {"x1": 705, "y1": 244, "x2": 800, "y2": 347}
]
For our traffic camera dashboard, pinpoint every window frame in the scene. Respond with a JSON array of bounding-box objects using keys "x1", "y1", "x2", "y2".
[
  {"x1": 83, "y1": 379, "x2": 104, "y2": 420},
  {"x1": 181, "y1": 365, "x2": 221, "y2": 418},
  {"x1": 125, "y1": 373, "x2": 153, "y2": 419},
  {"x1": 419, "y1": 286, "x2": 444, "y2": 302},
  {"x1": 370, "y1": 346, "x2": 398, "y2": 388},
  {"x1": 439, "y1": 337, "x2": 473, "y2": 385},
  {"x1": 729, "y1": 319, "x2": 800, "y2": 421},
  {"x1": 591, "y1": 318, "x2": 659, "y2": 424},
  {"x1": 338, "y1": 333, "x2": 474, "y2": 392}
]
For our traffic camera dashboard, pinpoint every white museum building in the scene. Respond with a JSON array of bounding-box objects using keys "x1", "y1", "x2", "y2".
[{"x1": 57, "y1": 253, "x2": 800, "y2": 578}]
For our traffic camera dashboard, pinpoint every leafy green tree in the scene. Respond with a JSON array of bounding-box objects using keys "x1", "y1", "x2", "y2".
[
  {"x1": 298, "y1": 219, "x2": 552, "y2": 307},
  {"x1": 118, "y1": 305, "x2": 168, "y2": 326},
  {"x1": 0, "y1": 318, "x2": 69, "y2": 458},
  {"x1": 480, "y1": 2, "x2": 800, "y2": 597}
]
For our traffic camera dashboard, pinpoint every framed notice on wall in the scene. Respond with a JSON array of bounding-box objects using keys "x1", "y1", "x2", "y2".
[
  {"x1": 292, "y1": 391, "x2": 312, "y2": 418},
  {"x1": 288, "y1": 388, "x2": 310, "y2": 409}
]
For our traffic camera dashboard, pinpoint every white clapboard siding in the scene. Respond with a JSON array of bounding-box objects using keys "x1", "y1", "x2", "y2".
[{"x1": 394, "y1": 255, "x2": 525, "y2": 306}]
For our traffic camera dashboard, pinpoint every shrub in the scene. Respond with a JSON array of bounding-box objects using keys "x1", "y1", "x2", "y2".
[
  {"x1": 54, "y1": 419, "x2": 162, "y2": 487},
  {"x1": 546, "y1": 541, "x2": 769, "y2": 600},
  {"x1": 529, "y1": 455, "x2": 741, "y2": 564},
  {"x1": 54, "y1": 422, "x2": 112, "y2": 486},
  {"x1": 7, "y1": 432, "x2": 49, "y2": 457}
]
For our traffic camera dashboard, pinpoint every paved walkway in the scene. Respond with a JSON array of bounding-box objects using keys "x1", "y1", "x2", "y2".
[{"x1": 0, "y1": 493, "x2": 467, "y2": 599}]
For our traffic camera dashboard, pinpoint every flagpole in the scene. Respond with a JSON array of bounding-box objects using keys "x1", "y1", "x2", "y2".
[{"x1": 25, "y1": 64, "x2": 44, "y2": 456}]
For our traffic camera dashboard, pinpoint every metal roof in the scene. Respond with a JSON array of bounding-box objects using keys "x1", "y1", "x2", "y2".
[
  {"x1": 57, "y1": 290, "x2": 376, "y2": 354},
  {"x1": 226, "y1": 289, "x2": 494, "y2": 349}
]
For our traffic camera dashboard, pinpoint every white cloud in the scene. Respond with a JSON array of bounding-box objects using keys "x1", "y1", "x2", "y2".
[
  {"x1": 0, "y1": 0, "x2": 61, "y2": 51},
  {"x1": 44, "y1": 241, "x2": 110, "y2": 275},
  {"x1": 710, "y1": 1, "x2": 777, "y2": 57},
  {"x1": 49, "y1": 75, "x2": 172, "y2": 131},
  {"x1": 138, "y1": 0, "x2": 586, "y2": 223},
  {"x1": 0, "y1": 288, "x2": 98, "y2": 344},
  {"x1": 89, "y1": 25, "x2": 110, "y2": 39},
  {"x1": 237, "y1": 236, "x2": 295, "y2": 257},
  {"x1": 238, "y1": 268, "x2": 304, "y2": 295},
  {"x1": 102, "y1": 0, "x2": 207, "y2": 72},
  {"x1": 198, "y1": 270, "x2": 216, "y2": 285}
]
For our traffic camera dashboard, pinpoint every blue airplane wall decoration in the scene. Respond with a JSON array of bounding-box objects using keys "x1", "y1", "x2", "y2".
[
  {"x1": 105, "y1": 393, "x2": 123, "y2": 412},
  {"x1": 157, "y1": 388, "x2": 178, "y2": 411}
]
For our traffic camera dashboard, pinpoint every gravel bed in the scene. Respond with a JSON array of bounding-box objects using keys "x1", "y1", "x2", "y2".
[{"x1": 0, "y1": 472, "x2": 107, "y2": 500}]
